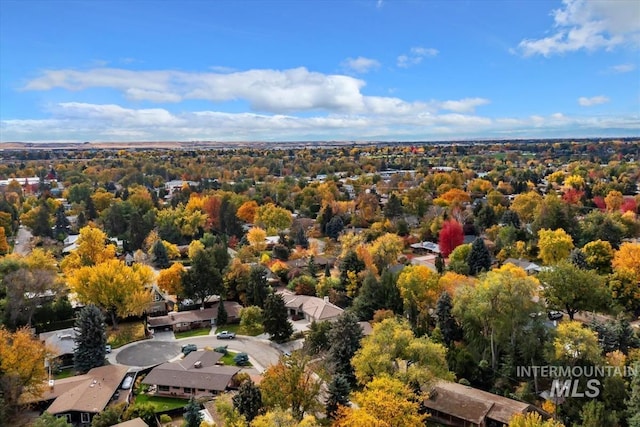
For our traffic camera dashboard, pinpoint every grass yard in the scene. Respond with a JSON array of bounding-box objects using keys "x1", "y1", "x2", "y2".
[
  {"x1": 174, "y1": 327, "x2": 211, "y2": 339},
  {"x1": 219, "y1": 350, "x2": 253, "y2": 367},
  {"x1": 107, "y1": 321, "x2": 147, "y2": 348},
  {"x1": 54, "y1": 367, "x2": 75, "y2": 380},
  {"x1": 134, "y1": 394, "x2": 189, "y2": 412}
]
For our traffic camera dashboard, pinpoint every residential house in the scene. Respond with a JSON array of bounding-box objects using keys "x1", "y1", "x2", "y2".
[
  {"x1": 146, "y1": 301, "x2": 241, "y2": 332},
  {"x1": 113, "y1": 419, "x2": 148, "y2": 427},
  {"x1": 503, "y1": 258, "x2": 542, "y2": 274},
  {"x1": 423, "y1": 381, "x2": 548, "y2": 427},
  {"x1": 410, "y1": 241, "x2": 441, "y2": 254},
  {"x1": 146, "y1": 284, "x2": 176, "y2": 316},
  {"x1": 142, "y1": 350, "x2": 240, "y2": 398},
  {"x1": 277, "y1": 290, "x2": 344, "y2": 323},
  {"x1": 40, "y1": 327, "x2": 77, "y2": 368},
  {"x1": 44, "y1": 365, "x2": 130, "y2": 426}
]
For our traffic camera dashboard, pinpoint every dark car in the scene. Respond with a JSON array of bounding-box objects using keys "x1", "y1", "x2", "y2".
[
  {"x1": 548, "y1": 311, "x2": 564, "y2": 321},
  {"x1": 181, "y1": 344, "x2": 198, "y2": 355}
]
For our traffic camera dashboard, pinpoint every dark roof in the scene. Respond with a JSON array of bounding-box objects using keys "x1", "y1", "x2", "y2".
[
  {"x1": 147, "y1": 301, "x2": 241, "y2": 328},
  {"x1": 142, "y1": 350, "x2": 239, "y2": 391},
  {"x1": 424, "y1": 381, "x2": 536, "y2": 425}
]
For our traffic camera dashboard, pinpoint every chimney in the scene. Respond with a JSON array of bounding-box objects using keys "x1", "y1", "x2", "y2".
[{"x1": 323, "y1": 296, "x2": 329, "y2": 304}]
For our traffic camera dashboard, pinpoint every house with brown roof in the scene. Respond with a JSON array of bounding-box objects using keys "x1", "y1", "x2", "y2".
[
  {"x1": 44, "y1": 365, "x2": 130, "y2": 426},
  {"x1": 277, "y1": 290, "x2": 344, "y2": 323},
  {"x1": 146, "y1": 301, "x2": 242, "y2": 332},
  {"x1": 142, "y1": 350, "x2": 240, "y2": 399},
  {"x1": 423, "y1": 381, "x2": 549, "y2": 427},
  {"x1": 113, "y1": 418, "x2": 148, "y2": 427}
]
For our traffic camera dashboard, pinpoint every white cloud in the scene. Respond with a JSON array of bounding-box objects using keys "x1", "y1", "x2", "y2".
[
  {"x1": 578, "y1": 95, "x2": 610, "y2": 106},
  {"x1": 341, "y1": 56, "x2": 381, "y2": 74},
  {"x1": 2, "y1": 102, "x2": 637, "y2": 143},
  {"x1": 518, "y1": 0, "x2": 640, "y2": 56},
  {"x1": 376, "y1": 0, "x2": 384, "y2": 9},
  {"x1": 437, "y1": 98, "x2": 490, "y2": 113},
  {"x1": 397, "y1": 46, "x2": 439, "y2": 68},
  {"x1": 608, "y1": 63, "x2": 636, "y2": 73}
]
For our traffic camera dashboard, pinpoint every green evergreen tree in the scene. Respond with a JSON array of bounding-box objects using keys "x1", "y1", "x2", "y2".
[
  {"x1": 182, "y1": 247, "x2": 224, "y2": 308},
  {"x1": 232, "y1": 379, "x2": 263, "y2": 422},
  {"x1": 383, "y1": 193, "x2": 403, "y2": 219},
  {"x1": 246, "y1": 266, "x2": 269, "y2": 308},
  {"x1": 435, "y1": 291, "x2": 462, "y2": 346},
  {"x1": 307, "y1": 255, "x2": 318, "y2": 278},
  {"x1": 263, "y1": 293, "x2": 292, "y2": 343},
  {"x1": 466, "y1": 238, "x2": 492, "y2": 276},
  {"x1": 74, "y1": 304, "x2": 107, "y2": 374},
  {"x1": 325, "y1": 216, "x2": 344, "y2": 240},
  {"x1": 216, "y1": 298, "x2": 228, "y2": 326},
  {"x1": 303, "y1": 320, "x2": 332, "y2": 355},
  {"x1": 54, "y1": 204, "x2": 70, "y2": 240},
  {"x1": 183, "y1": 397, "x2": 203, "y2": 427},
  {"x1": 325, "y1": 374, "x2": 350, "y2": 419},
  {"x1": 326, "y1": 311, "x2": 363, "y2": 385},
  {"x1": 435, "y1": 254, "x2": 445, "y2": 274},
  {"x1": 627, "y1": 363, "x2": 640, "y2": 427},
  {"x1": 152, "y1": 239, "x2": 170, "y2": 269},
  {"x1": 32, "y1": 200, "x2": 53, "y2": 238}
]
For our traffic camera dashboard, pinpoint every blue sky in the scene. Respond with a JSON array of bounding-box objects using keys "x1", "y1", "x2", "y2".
[{"x1": 0, "y1": 0, "x2": 638, "y2": 143}]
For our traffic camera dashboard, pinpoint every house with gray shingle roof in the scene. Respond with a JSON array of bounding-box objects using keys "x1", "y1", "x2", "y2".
[
  {"x1": 142, "y1": 350, "x2": 240, "y2": 399},
  {"x1": 277, "y1": 290, "x2": 344, "y2": 323}
]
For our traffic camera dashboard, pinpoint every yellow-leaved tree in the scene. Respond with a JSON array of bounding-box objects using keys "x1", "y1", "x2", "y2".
[
  {"x1": 335, "y1": 376, "x2": 426, "y2": 427},
  {"x1": 254, "y1": 203, "x2": 293, "y2": 234},
  {"x1": 247, "y1": 227, "x2": 267, "y2": 252},
  {"x1": 0, "y1": 327, "x2": 51, "y2": 413},
  {"x1": 508, "y1": 412, "x2": 565, "y2": 427},
  {"x1": 612, "y1": 242, "x2": 640, "y2": 281},
  {"x1": 156, "y1": 262, "x2": 185, "y2": 295},
  {"x1": 396, "y1": 265, "x2": 441, "y2": 332},
  {"x1": 67, "y1": 259, "x2": 153, "y2": 328},
  {"x1": 537, "y1": 228, "x2": 574, "y2": 265},
  {"x1": 60, "y1": 225, "x2": 116, "y2": 272}
]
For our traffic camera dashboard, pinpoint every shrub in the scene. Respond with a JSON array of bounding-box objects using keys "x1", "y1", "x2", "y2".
[{"x1": 234, "y1": 352, "x2": 250, "y2": 366}]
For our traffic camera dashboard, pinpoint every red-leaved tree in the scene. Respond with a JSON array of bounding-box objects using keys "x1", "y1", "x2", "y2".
[{"x1": 439, "y1": 219, "x2": 464, "y2": 258}]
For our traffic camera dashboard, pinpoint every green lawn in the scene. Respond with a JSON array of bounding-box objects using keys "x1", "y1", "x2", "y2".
[
  {"x1": 219, "y1": 350, "x2": 253, "y2": 367},
  {"x1": 134, "y1": 394, "x2": 190, "y2": 412},
  {"x1": 54, "y1": 367, "x2": 75, "y2": 380},
  {"x1": 215, "y1": 323, "x2": 262, "y2": 337},
  {"x1": 174, "y1": 327, "x2": 211, "y2": 339}
]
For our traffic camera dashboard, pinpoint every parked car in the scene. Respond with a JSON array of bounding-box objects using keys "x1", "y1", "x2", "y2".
[
  {"x1": 216, "y1": 331, "x2": 236, "y2": 339},
  {"x1": 181, "y1": 343, "x2": 198, "y2": 355},
  {"x1": 121, "y1": 375, "x2": 134, "y2": 390},
  {"x1": 548, "y1": 311, "x2": 564, "y2": 321}
]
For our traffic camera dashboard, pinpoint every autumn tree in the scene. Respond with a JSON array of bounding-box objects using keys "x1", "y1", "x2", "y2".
[
  {"x1": 550, "y1": 321, "x2": 601, "y2": 365},
  {"x1": 537, "y1": 228, "x2": 574, "y2": 265},
  {"x1": 237, "y1": 200, "x2": 259, "y2": 223},
  {"x1": 0, "y1": 227, "x2": 9, "y2": 255},
  {"x1": 335, "y1": 376, "x2": 426, "y2": 427},
  {"x1": 581, "y1": 239, "x2": 613, "y2": 273},
  {"x1": 539, "y1": 261, "x2": 609, "y2": 321},
  {"x1": 396, "y1": 265, "x2": 441, "y2": 332},
  {"x1": 255, "y1": 203, "x2": 293, "y2": 233},
  {"x1": 439, "y1": 219, "x2": 464, "y2": 258},
  {"x1": 368, "y1": 233, "x2": 404, "y2": 272},
  {"x1": 605, "y1": 190, "x2": 624, "y2": 212},
  {"x1": 510, "y1": 191, "x2": 543, "y2": 224},
  {"x1": 351, "y1": 317, "x2": 451, "y2": 389},
  {"x1": 508, "y1": 412, "x2": 565, "y2": 427},
  {"x1": 67, "y1": 259, "x2": 154, "y2": 328},
  {"x1": 60, "y1": 225, "x2": 116, "y2": 272},
  {"x1": 259, "y1": 353, "x2": 323, "y2": 421},
  {"x1": 74, "y1": 304, "x2": 107, "y2": 373},
  {"x1": 263, "y1": 293, "x2": 292, "y2": 343},
  {"x1": 612, "y1": 242, "x2": 640, "y2": 282},
  {"x1": 247, "y1": 227, "x2": 267, "y2": 252},
  {"x1": 453, "y1": 264, "x2": 541, "y2": 371},
  {"x1": 156, "y1": 262, "x2": 185, "y2": 296},
  {"x1": 0, "y1": 327, "x2": 50, "y2": 415}
]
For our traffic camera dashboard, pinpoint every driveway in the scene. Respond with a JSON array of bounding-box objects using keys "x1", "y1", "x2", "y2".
[
  {"x1": 13, "y1": 226, "x2": 32, "y2": 255},
  {"x1": 115, "y1": 341, "x2": 182, "y2": 368}
]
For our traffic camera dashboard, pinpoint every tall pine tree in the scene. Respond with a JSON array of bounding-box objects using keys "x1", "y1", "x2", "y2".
[
  {"x1": 183, "y1": 397, "x2": 203, "y2": 427},
  {"x1": 232, "y1": 380, "x2": 262, "y2": 422},
  {"x1": 325, "y1": 374, "x2": 350, "y2": 419},
  {"x1": 326, "y1": 311, "x2": 363, "y2": 385},
  {"x1": 466, "y1": 238, "x2": 492, "y2": 276},
  {"x1": 151, "y1": 239, "x2": 170, "y2": 269},
  {"x1": 73, "y1": 304, "x2": 107, "y2": 373},
  {"x1": 263, "y1": 293, "x2": 292, "y2": 343}
]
